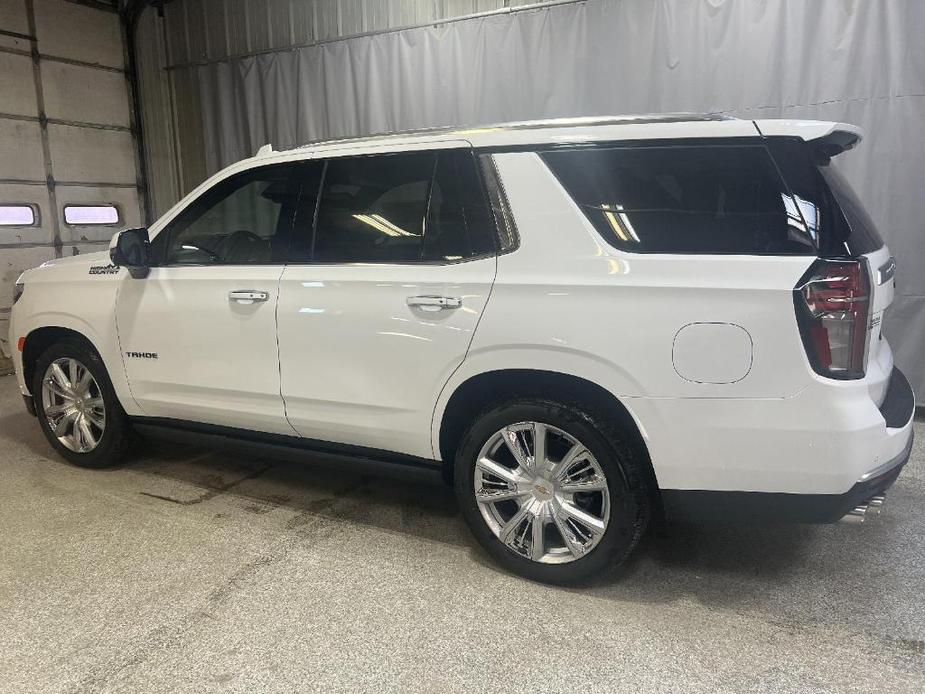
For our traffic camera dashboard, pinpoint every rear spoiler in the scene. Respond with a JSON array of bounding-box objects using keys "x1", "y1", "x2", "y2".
[{"x1": 753, "y1": 120, "x2": 863, "y2": 157}]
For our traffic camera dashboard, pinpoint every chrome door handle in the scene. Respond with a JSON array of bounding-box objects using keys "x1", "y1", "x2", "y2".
[
  {"x1": 229, "y1": 290, "x2": 269, "y2": 304},
  {"x1": 406, "y1": 295, "x2": 462, "y2": 311}
]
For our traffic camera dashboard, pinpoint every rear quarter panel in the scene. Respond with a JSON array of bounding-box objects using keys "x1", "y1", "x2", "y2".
[
  {"x1": 436, "y1": 152, "x2": 822, "y2": 487},
  {"x1": 468, "y1": 152, "x2": 817, "y2": 399}
]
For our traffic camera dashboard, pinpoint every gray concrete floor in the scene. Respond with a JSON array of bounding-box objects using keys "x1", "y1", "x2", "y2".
[{"x1": 1, "y1": 374, "x2": 924, "y2": 693}]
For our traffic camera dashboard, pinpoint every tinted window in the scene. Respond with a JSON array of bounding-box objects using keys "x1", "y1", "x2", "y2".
[
  {"x1": 164, "y1": 164, "x2": 301, "y2": 265},
  {"x1": 313, "y1": 153, "x2": 434, "y2": 263},
  {"x1": 542, "y1": 145, "x2": 816, "y2": 255},
  {"x1": 424, "y1": 151, "x2": 496, "y2": 261},
  {"x1": 767, "y1": 138, "x2": 883, "y2": 257}
]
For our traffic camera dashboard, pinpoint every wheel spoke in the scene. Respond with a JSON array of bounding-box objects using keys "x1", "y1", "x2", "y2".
[
  {"x1": 552, "y1": 511, "x2": 587, "y2": 558},
  {"x1": 74, "y1": 367, "x2": 93, "y2": 396},
  {"x1": 551, "y1": 443, "x2": 590, "y2": 482},
  {"x1": 559, "y1": 475, "x2": 608, "y2": 493},
  {"x1": 44, "y1": 403, "x2": 69, "y2": 417},
  {"x1": 532, "y1": 423, "x2": 547, "y2": 469},
  {"x1": 77, "y1": 415, "x2": 97, "y2": 450},
  {"x1": 556, "y1": 499, "x2": 606, "y2": 537},
  {"x1": 476, "y1": 456, "x2": 519, "y2": 485},
  {"x1": 72, "y1": 415, "x2": 85, "y2": 449},
  {"x1": 475, "y1": 487, "x2": 528, "y2": 503},
  {"x1": 86, "y1": 410, "x2": 105, "y2": 430},
  {"x1": 502, "y1": 426, "x2": 532, "y2": 470},
  {"x1": 50, "y1": 363, "x2": 73, "y2": 393},
  {"x1": 530, "y1": 511, "x2": 545, "y2": 561},
  {"x1": 499, "y1": 504, "x2": 531, "y2": 547},
  {"x1": 53, "y1": 410, "x2": 78, "y2": 437}
]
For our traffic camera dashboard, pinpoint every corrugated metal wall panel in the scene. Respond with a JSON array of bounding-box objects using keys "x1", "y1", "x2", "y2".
[
  {"x1": 312, "y1": 0, "x2": 343, "y2": 42},
  {"x1": 165, "y1": 0, "x2": 190, "y2": 64},
  {"x1": 170, "y1": 67, "x2": 207, "y2": 196},
  {"x1": 289, "y1": 0, "x2": 316, "y2": 45},
  {"x1": 203, "y1": 0, "x2": 230, "y2": 60},
  {"x1": 182, "y1": 0, "x2": 209, "y2": 62},
  {"x1": 435, "y1": 0, "x2": 508, "y2": 18},
  {"x1": 134, "y1": 6, "x2": 180, "y2": 219},
  {"x1": 224, "y1": 0, "x2": 251, "y2": 53},
  {"x1": 268, "y1": 0, "x2": 295, "y2": 49},
  {"x1": 245, "y1": 0, "x2": 272, "y2": 52},
  {"x1": 156, "y1": 0, "x2": 520, "y2": 66}
]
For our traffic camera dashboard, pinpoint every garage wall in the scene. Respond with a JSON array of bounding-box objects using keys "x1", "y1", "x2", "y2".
[
  {"x1": 0, "y1": 0, "x2": 144, "y2": 370},
  {"x1": 135, "y1": 0, "x2": 925, "y2": 399}
]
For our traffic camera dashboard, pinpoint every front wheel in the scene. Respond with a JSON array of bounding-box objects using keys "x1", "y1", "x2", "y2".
[
  {"x1": 454, "y1": 398, "x2": 651, "y2": 584},
  {"x1": 32, "y1": 339, "x2": 131, "y2": 468}
]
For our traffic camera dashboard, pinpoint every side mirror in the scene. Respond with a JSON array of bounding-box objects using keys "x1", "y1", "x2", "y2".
[{"x1": 110, "y1": 227, "x2": 150, "y2": 279}]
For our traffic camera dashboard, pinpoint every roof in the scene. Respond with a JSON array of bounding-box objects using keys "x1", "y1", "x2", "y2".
[{"x1": 252, "y1": 114, "x2": 863, "y2": 160}]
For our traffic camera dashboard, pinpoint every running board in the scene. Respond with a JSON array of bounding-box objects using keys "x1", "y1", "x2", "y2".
[{"x1": 131, "y1": 417, "x2": 445, "y2": 486}]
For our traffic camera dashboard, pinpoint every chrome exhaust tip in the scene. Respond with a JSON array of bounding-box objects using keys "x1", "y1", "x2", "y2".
[
  {"x1": 866, "y1": 495, "x2": 885, "y2": 516},
  {"x1": 841, "y1": 504, "x2": 869, "y2": 524}
]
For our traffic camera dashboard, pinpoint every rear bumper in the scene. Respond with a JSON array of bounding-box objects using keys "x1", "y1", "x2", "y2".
[
  {"x1": 660, "y1": 366, "x2": 915, "y2": 523},
  {"x1": 661, "y1": 430, "x2": 912, "y2": 523}
]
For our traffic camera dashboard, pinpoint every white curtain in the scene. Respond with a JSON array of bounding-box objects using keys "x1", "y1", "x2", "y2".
[{"x1": 191, "y1": 0, "x2": 925, "y2": 397}]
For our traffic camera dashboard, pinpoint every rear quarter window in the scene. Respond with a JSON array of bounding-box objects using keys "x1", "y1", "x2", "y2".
[
  {"x1": 541, "y1": 144, "x2": 817, "y2": 255},
  {"x1": 767, "y1": 137, "x2": 884, "y2": 257}
]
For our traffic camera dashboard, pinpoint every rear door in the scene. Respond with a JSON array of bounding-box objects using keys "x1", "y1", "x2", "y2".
[{"x1": 276, "y1": 146, "x2": 497, "y2": 458}]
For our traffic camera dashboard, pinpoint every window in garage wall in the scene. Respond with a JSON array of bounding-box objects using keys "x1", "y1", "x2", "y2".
[
  {"x1": 0, "y1": 205, "x2": 37, "y2": 226},
  {"x1": 63, "y1": 204, "x2": 120, "y2": 226}
]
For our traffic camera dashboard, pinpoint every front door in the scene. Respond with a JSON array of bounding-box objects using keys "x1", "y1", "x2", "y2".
[
  {"x1": 115, "y1": 162, "x2": 305, "y2": 434},
  {"x1": 277, "y1": 147, "x2": 498, "y2": 458}
]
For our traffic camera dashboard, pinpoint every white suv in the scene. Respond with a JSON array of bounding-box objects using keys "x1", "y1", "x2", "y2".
[{"x1": 9, "y1": 115, "x2": 914, "y2": 583}]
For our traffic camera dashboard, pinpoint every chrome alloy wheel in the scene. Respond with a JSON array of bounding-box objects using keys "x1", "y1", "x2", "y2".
[
  {"x1": 474, "y1": 422, "x2": 611, "y2": 564},
  {"x1": 41, "y1": 357, "x2": 106, "y2": 453}
]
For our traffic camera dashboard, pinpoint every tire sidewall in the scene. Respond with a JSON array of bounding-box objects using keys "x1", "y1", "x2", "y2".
[
  {"x1": 32, "y1": 340, "x2": 128, "y2": 468},
  {"x1": 454, "y1": 399, "x2": 649, "y2": 585}
]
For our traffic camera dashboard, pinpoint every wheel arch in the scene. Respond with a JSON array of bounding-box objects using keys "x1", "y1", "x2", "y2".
[
  {"x1": 436, "y1": 368, "x2": 661, "y2": 505},
  {"x1": 21, "y1": 326, "x2": 103, "y2": 395}
]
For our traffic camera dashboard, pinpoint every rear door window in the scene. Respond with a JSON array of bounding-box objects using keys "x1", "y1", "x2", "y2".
[
  {"x1": 542, "y1": 145, "x2": 817, "y2": 255},
  {"x1": 424, "y1": 151, "x2": 497, "y2": 261},
  {"x1": 312, "y1": 153, "x2": 435, "y2": 263},
  {"x1": 304, "y1": 150, "x2": 498, "y2": 264}
]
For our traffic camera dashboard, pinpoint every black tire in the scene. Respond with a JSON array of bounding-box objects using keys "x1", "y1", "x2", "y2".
[
  {"x1": 454, "y1": 397, "x2": 651, "y2": 584},
  {"x1": 32, "y1": 338, "x2": 132, "y2": 468}
]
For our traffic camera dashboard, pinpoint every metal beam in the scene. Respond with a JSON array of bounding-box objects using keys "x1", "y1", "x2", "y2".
[
  {"x1": 23, "y1": 0, "x2": 63, "y2": 259},
  {"x1": 162, "y1": 0, "x2": 587, "y2": 71},
  {"x1": 0, "y1": 112, "x2": 133, "y2": 134},
  {"x1": 0, "y1": 45, "x2": 128, "y2": 74},
  {"x1": 61, "y1": 0, "x2": 119, "y2": 14}
]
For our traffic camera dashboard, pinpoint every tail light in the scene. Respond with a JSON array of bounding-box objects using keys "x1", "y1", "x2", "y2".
[{"x1": 794, "y1": 259, "x2": 870, "y2": 379}]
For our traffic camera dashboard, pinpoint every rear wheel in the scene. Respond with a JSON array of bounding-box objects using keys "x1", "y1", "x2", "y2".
[
  {"x1": 32, "y1": 339, "x2": 131, "y2": 468},
  {"x1": 455, "y1": 398, "x2": 650, "y2": 584}
]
